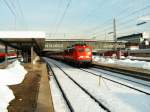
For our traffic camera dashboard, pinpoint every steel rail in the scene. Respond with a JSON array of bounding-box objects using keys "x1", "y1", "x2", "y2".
[
  {"x1": 47, "y1": 63, "x2": 74, "y2": 112},
  {"x1": 93, "y1": 64, "x2": 150, "y2": 81},
  {"x1": 49, "y1": 61, "x2": 111, "y2": 112},
  {"x1": 80, "y1": 68, "x2": 150, "y2": 95},
  {"x1": 91, "y1": 67, "x2": 150, "y2": 88}
]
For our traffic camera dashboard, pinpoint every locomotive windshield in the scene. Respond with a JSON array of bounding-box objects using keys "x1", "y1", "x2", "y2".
[
  {"x1": 78, "y1": 48, "x2": 84, "y2": 52},
  {"x1": 85, "y1": 48, "x2": 90, "y2": 52}
]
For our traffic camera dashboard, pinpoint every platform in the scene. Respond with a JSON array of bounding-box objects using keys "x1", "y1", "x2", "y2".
[{"x1": 6, "y1": 60, "x2": 54, "y2": 112}]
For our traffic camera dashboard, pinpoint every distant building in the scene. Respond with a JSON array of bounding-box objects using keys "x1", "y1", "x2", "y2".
[{"x1": 117, "y1": 32, "x2": 150, "y2": 49}]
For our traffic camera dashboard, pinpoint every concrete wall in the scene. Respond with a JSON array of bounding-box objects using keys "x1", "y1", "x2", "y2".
[{"x1": 44, "y1": 41, "x2": 125, "y2": 51}]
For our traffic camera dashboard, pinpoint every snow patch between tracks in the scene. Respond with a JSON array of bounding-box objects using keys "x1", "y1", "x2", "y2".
[{"x1": 93, "y1": 56, "x2": 150, "y2": 70}]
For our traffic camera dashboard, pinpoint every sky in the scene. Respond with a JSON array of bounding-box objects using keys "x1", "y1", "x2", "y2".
[{"x1": 0, "y1": 0, "x2": 150, "y2": 40}]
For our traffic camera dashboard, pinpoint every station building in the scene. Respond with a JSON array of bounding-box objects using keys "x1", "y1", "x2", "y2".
[{"x1": 117, "y1": 32, "x2": 150, "y2": 50}]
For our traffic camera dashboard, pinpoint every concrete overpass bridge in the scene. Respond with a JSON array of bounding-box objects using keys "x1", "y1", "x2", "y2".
[{"x1": 44, "y1": 39, "x2": 125, "y2": 52}]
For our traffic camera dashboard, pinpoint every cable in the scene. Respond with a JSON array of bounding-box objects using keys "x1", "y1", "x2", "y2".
[
  {"x1": 8, "y1": 0, "x2": 18, "y2": 15},
  {"x1": 3, "y1": 0, "x2": 17, "y2": 17},
  {"x1": 83, "y1": 3, "x2": 150, "y2": 35},
  {"x1": 90, "y1": 2, "x2": 150, "y2": 39},
  {"x1": 16, "y1": 0, "x2": 28, "y2": 29},
  {"x1": 77, "y1": 0, "x2": 121, "y2": 33},
  {"x1": 117, "y1": 12, "x2": 150, "y2": 34},
  {"x1": 54, "y1": 0, "x2": 72, "y2": 36},
  {"x1": 50, "y1": 0, "x2": 63, "y2": 37},
  {"x1": 78, "y1": 1, "x2": 132, "y2": 33},
  {"x1": 77, "y1": 0, "x2": 107, "y2": 26}
]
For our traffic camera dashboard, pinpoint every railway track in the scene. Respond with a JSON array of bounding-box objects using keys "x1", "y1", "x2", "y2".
[
  {"x1": 47, "y1": 64, "x2": 74, "y2": 112},
  {"x1": 44, "y1": 57, "x2": 150, "y2": 112},
  {"x1": 80, "y1": 68, "x2": 150, "y2": 95},
  {"x1": 48, "y1": 58, "x2": 150, "y2": 95},
  {"x1": 91, "y1": 67, "x2": 150, "y2": 88},
  {"x1": 129, "y1": 58, "x2": 150, "y2": 62},
  {"x1": 45, "y1": 58, "x2": 111, "y2": 112},
  {"x1": 93, "y1": 64, "x2": 150, "y2": 81}
]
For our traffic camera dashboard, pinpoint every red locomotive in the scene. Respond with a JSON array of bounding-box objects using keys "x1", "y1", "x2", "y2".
[
  {"x1": 50, "y1": 44, "x2": 93, "y2": 66},
  {"x1": 0, "y1": 52, "x2": 6, "y2": 62},
  {"x1": 0, "y1": 52, "x2": 17, "y2": 62},
  {"x1": 64, "y1": 44, "x2": 92, "y2": 65}
]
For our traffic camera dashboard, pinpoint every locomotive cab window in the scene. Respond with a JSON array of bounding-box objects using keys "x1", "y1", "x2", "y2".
[
  {"x1": 78, "y1": 48, "x2": 84, "y2": 52},
  {"x1": 85, "y1": 48, "x2": 90, "y2": 52}
]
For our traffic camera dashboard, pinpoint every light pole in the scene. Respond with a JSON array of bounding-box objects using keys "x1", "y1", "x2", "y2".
[{"x1": 136, "y1": 21, "x2": 149, "y2": 48}]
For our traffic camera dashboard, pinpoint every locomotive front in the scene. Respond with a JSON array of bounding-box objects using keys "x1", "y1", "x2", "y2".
[{"x1": 74, "y1": 44, "x2": 92, "y2": 65}]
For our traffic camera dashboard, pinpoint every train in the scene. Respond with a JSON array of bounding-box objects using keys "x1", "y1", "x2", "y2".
[
  {"x1": 98, "y1": 49, "x2": 150, "y2": 59},
  {"x1": 0, "y1": 52, "x2": 6, "y2": 62},
  {"x1": 49, "y1": 44, "x2": 93, "y2": 66},
  {"x1": 0, "y1": 52, "x2": 17, "y2": 62}
]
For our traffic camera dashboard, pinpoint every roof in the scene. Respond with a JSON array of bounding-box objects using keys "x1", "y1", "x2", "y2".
[
  {"x1": 117, "y1": 33, "x2": 142, "y2": 40},
  {"x1": 0, "y1": 38, "x2": 45, "y2": 54},
  {"x1": 0, "y1": 31, "x2": 46, "y2": 38},
  {"x1": 0, "y1": 31, "x2": 46, "y2": 53}
]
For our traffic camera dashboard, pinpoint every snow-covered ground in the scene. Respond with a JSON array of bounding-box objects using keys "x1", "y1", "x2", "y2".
[
  {"x1": 46, "y1": 58, "x2": 105, "y2": 112},
  {"x1": 0, "y1": 60, "x2": 27, "y2": 112},
  {"x1": 49, "y1": 75, "x2": 70, "y2": 112},
  {"x1": 92, "y1": 56, "x2": 150, "y2": 70},
  {"x1": 89, "y1": 67, "x2": 150, "y2": 92},
  {"x1": 44, "y1": 57, "x2": 150, "y2": 112}
]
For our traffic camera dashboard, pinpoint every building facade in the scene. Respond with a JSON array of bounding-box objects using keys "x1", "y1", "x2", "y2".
[{"x1": 117, "y1": 32, "x2": 150, "y2": 49}]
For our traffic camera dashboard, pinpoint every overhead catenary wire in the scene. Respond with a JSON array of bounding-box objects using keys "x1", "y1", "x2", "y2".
[
  {"x1": 3, "y1": 0, "x2": 17, "y2": 17},
  {"x1": 92, "y1": 10, "x2": 150, "y2": 38},
  {"x1": 84, "y1": 3, "x2": 150, "y2": 36},
  {"x1": 50, "y1": 0, "x2": 63, "y2": 37},
  {"x1": 3, "y1": 0, "x2": 18, "y2": 29},
  {"x1": 8, "y1": 0, "x2": 18, "y2": 15},
  {"x1": 76, "y1": 0, "x2": 108, "y2": 26},
  {"x1": 78, "y1": 0, "x2": 134, "y2": 34},
  {"x1": 3, "y1": 0, "x2": 29, "y2": 30},
  {"x1": 77, "y1": 1, "x2": 122, "y2": 34},
  {"x1": 116, "y1": 12, "x2": 150, "y2": 36},
  {"x1": 54, "y1": 0, "x2": 72, "y2": 37},
  {"x1": 16, "y1": 0, "x2": 28, "y2": 29}
]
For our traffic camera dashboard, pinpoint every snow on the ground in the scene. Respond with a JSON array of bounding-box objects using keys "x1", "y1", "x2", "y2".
[
  {"x1": 0, "y1": 86, "x2": 14, "y2": 112},
  {"x1": 90, "y1": 67, "x2": 150, "y2": 93},
  {"x1": 45, "y1": 58, "x2": 106, "y2": 112},
  {"x1": 49, "y1": 75, "x2": 70, "y2": 112},
  {"x1": 0, "y1": 60, "x2": 27, "y2": 112},
  {"x1": 0, "y1": 60, "x2": 27, "y2": 85},
  {"x1": 45, "y1": 58, "x2": 150, "y2": 112},
  {"x1": 92, "y1": 55, "x2": 150, "y2": 70}
]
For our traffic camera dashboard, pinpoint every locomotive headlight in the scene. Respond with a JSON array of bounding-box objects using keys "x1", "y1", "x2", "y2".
[
  {"x1": 78, "y1": 56, "x2": 83, "y2": 58},
  {"x1": 87, "y1": 52, "x2": 91, "y2": 55}
]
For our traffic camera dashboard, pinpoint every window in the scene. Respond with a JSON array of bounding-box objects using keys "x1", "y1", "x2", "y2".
[
  {"x1": 85, "y1": 48, "x2": 90, "y2": 52},
  {"x1": 78, "y1": 48, "x2": 84, "y2": 52}
]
